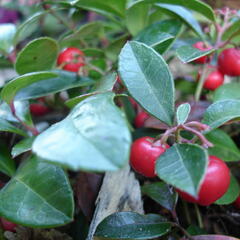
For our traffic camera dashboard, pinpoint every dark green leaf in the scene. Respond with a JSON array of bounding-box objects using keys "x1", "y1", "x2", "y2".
[
  {"x1": 65, "y1": 72, "x2": 116, "y2": 108},
  {"x1": 15, "y1": 37, "x2": 58, "y2": 75},
  {"x1": 0, "y1": 24, "x2": 16, "y2": 54},
  {"x1": 95, "y1": 212, "x2": 171, "y2": 239},
  {"x1": 156, "y1": 144, "x2": 208, "y2": 197},
  {"x1": 176, "y1": 103, "x2": 191, "y2": 125},
  {"x1": 0, "y1": 141, "x2": 16, "y2": 177},
  {"x1": 142, "y1": 182, "x2": 177, "y2": 211},
  {"x1": 11, "y1": 137, "x2": 35, "y2": 158},
  {"x1": 0, "y1": 119, "x2": 27, "y2": 136},
  {"x1": 33, "y1": 92, "x2": 131, "y2": 171},
  {"x1": 134, "y1": 19, "x2": 182, "y2": 54},
  {"x1": 215, "y1": 175, "x2": 240, "y2": 205},
  {"x1": 13, "y1": 11, "x2": 47, "y2": 45},
  {"x1": 15, "y1": 70, "x2": 94, "y2": 101},
  {"x1": 105, "y1": 34, "x2": 129, "y2": 61},
  {"x1": 202, "y1": 100, "x2": 240, "y2": 130},
  {"x1": 119, "y1": 41, "x2": 175, "y2": 126},
  {"x1": 176, "y1": 45, "x2": 215, "y2": 63},
  {"x1": 1, "y1": 72, "x2": 58, "y2": 104},
  {"x1": 126, "y1": 2, "x2": 150, "y2": 35},
  {"x1": 205, "y1": 129, "x2": 240, "y2": 162},
  {"x1": 213, "y1": 83, "x2": 240, "y2": 102},
  {"x1": 61, "y1": 21, "x2": 103, "y2": 45},
  {"x1": 0, "y1": 155, "x2": 74, "y2": 227},
  {"x1": 155, "y1": 4, "x2": 203, "y2": 37},
  {"x1": 127, "y1": 0, "x2": 215, "y2": 21},
  {"x1": 74, "y1": 0, "x2": 126, "y2": 18}
]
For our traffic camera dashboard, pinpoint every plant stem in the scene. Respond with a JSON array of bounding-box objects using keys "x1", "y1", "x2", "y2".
[
  {"x1": 194, "y1": 64, "x2": 208, "y2": 102},
  {"x1": 172, "y1": 223, "x2": 194, "y2": 240},
  {"x1": 194, "y1": 204, "x2": 204, "y2": 228}
]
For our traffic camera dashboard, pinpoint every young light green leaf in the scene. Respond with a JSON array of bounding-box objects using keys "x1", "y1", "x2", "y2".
[
  {"x1": 33, "y1": 92, "x2": 131, "y2": 171},
  {"x1": 215, "y1": 175, "x2": 240, "y2": 205},
  {"x1": 205, "y1": 129, "x2": 240, "y2": 162},
  {"x1": 176, "y1": 103, "x2": 191, "y2": 125},
  {"x1": 156, "y1": 144, "x2": 208, "y2": 197},
  {"x1": 0, "y1": 155, "x2": 74, "y2": 227},
  {"x1": 119, "y1": 41, "x2": 175, "y2": 126},
  {"x1": 202, "y1": 100, "x2": 240, "y2": 130},
  {"x1": 1, "y1": 71, "x2": 58, "y2": 104},
  {"x1": 15, "y1": 70, "x2": 94, "y2": 101},
  {"x1": 95, "y1": 212, "x2": 171, "y2": 239},
  {"x1": 176, "y1": 45, "x2": 215, "y2": 63},
  {"x1": 15, "y1": 37, "x2": 58, "y2": 75},
  {"x1": 0, "y1": 142, "x2": 16, "y2": 177},
  {"x1": 0, "y1": 119, "x2": 27, "y2": 136},
  {"x1": 134, "y1": 19, "x2": 182, "y2": 54},
  {"x1": 155, "y1": 4, "x2": 203, "y2": 37},
  {"x1": 213, "y1": 83, "x2": 240, "y2": 102},
  {"x1": 127, "y1": 0, "x2": 215, "y2": 22},
  {"x1": 11, "y1": 137, "x2": 35, "y2": 158},
  {"x1": 0, "y1": 24, "x2": 16, "y2": 54},
  {"x1": 142, "y1": 182, "x2": 177, "y2": 211}
]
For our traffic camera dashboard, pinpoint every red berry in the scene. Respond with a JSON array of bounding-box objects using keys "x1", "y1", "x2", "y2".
[
  {"x1": 130, "y1": 137, "x2": 169, "y2": 177},
  {"x1": 134, "y1": 112, "x2": 149, "y2": 128},
  {"x1": 218, "y1": 48, "x2": 240, "y2": 76},
  {"x1": 30, "y1": 103, "x2": 50, "y2": 116},
  {"x1": 193, "y1": 42, "x2": 212, "y2": 64},
  {"x1": 57, "y1": 47, "x2": 85, "y2": 72},
  {"x1": 177, "y1": 156, "x2": 230, "y2": 206},
  {"x1": 0, "y1": 218, "x2": 17, "y2": 232},
  {"x1": 200, "y1": 69, "x2": 224, "y2": 91}
]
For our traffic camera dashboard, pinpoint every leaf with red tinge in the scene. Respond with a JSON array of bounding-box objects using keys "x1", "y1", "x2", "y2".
[{"x1": 193, "y1": 235, "x2": 239, "y2": 240}]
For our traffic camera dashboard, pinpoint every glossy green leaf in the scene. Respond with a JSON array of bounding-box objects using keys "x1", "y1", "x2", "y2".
[
  {"x1": 33, "y1": 92, "x2": 131, "y2": 171},
  {"x1": 0, "y1": 24, "x2": 16, "y2": 54},
  {"x1": 65, "y1": 72, "x2": 116, "y2": 108},
  {"x1": 176, "y1": 103, "x2": 191, "y2": 125},
  {"x1": 119, "y1": 41, "x2": 175, "y2": 126},
  {"x1": 0, "y1": 119, "x2": 27, "y2": 136},
  {"x1": 155, "y1": 4, "x2": 203, "y2": 37},
  {"x1": 134, "y1": 19, "x2": 182, "y2": 54},
  {"x1": 13, "y1": 11, "x2": 47, "y2": 45},
  {"x1": 0, "y1": 156, "x2": 74, "y2": 227},
  {"x1": 15, "y1": 70, "x2": 94, "y2": 101},
  {"x1": 142, "y1": 182, "x2": 177, "y2": 211},
  {"x1": 156, "y1": 144, "x2": 208, "y2": 197},
  {"x1": 11, "y1": 137, "x2": 35, "y2": 158},
  {"x1": 61, "y1": 21, "x2": 103, "y2": 45},
  {"x1": 222, "y1": 19, "x2": 240, "y2": 41},
  {"x1": 127, "y1": 0, "x2": 215, "y2": 21},
  {"x1": 205, "y1": 129, "x2": 240, "y2": 162},
  {"x1": 176, "y1": 45, "x2": 215, "y2": 63},
  {"x1": 126, "y1": 2, "x2": 150, "y2": 36},
  {"x1": 15, "y1": 37, "x2": 58, "y2": 75},
  {"x1": 213, "y1": 83, "x2": 240, "y2": 102},
  {"x1": 95, "y1": 212, "x2": 171, "y2": 239},
  {"x1": 202, "y1": 100, "x2": 240, "y2": 130},
  {"x1": 0, "y1": 142, "x2": 16, "y2": 177},
  {"x1": 74, "y1": 0, "x2": 126, "y2": 18},
  {"x1": 215, "y1": 175, "x2": 240, "y2": 205},
  {"x1": 1, "y1": 72, "x2": 58, "y2": 104}
]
